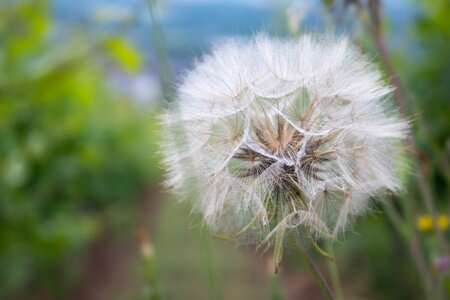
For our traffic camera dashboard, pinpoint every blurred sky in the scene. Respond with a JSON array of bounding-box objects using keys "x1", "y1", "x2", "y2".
[
  {"x1": 51, "y1": 0, "x2": 418, "y2": 102},
  {"x1": 52, "y1": 0, "x2": 417, "y2": 53}
]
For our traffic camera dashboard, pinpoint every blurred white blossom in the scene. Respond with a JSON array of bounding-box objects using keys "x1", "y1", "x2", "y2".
[{"x1": 162, "y1": 34, "x2": 408, "y2": 249}]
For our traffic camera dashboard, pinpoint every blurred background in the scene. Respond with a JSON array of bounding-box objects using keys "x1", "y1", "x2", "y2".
[{"x1": 0, "y1": 0, "x2": 448, "y2": 299}]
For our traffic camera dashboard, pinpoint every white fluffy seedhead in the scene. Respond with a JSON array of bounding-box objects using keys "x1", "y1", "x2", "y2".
[{"x1": 162, "y1": 34, "x2": 408, "y2": 249}]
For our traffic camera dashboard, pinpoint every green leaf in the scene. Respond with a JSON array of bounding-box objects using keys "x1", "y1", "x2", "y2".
[{"x1": 105, "y1": 37, "x2": 142, "y2": 72}]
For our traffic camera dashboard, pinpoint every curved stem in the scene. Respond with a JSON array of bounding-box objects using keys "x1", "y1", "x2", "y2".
[
  {"x1": 289, "y1": 234, "x2": 335, "y2": 300},
  {"x1": 306, "y1": 233, "x2": 334, "y2": 262}
]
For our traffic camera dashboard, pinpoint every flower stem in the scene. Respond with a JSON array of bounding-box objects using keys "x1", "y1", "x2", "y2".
[
  {"x1": 199, "y1": 227, "x2": 222, "y2": 300},
  {"x1": 270, "y1": 272, "x2": 286, "y2": 300},
  {"x1": 324, "y1": 240, "x2": 344, "y2": 300},
  {"x1": 289, "y1": 234, "x2": 335, "y2": 300}
]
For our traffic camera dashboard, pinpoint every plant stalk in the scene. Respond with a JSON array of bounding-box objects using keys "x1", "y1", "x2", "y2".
[
  {"x1": 324, "y1": 240, "x2": 344, "y2": 300},
  {"x1": 289, "y1": 234, "x2": 335, "y2": 300},
  {"x1": 199, "y1": 227, "x2": 222, "y2": 300}
]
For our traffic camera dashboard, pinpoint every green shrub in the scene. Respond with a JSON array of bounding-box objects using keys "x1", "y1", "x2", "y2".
[{"x1": 0, "y1": 1, "x2": 160, "y2": 297}]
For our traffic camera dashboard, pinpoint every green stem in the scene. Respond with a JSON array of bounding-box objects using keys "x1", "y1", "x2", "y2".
[
  {"x1": 306, "y1": 233, "x2": 334, "y2": 262},
  {"x1": 144, "y1": 255, "x2": 162, "y2": 300},
  {"x1": 199, "y1": 227, "x2": 222, "y2": 300},
  {"x1": 145, "y1": 3, "x2": 219, "y2": 298},
  {"x1": 270, "y1": 273, "x2": 286, "y2": 300},
  {"x1": 139, "y1": 228, "x2": 162, "y2": 300},
  {"x1": 145, "y1": 0, "x2": 175, "y2": 104},
  {"x1": 383, "y1": 200, "x2": 411, "y2": 242},
  {"x1": 324, "y1": 240, "x2": 344, "y2": 300},
  {"x1": 289, "y1": 234, "x2": 335, "y2": 300},
  {"x1": 384, "y1": 197, "x2": 434, "y2": 299}
]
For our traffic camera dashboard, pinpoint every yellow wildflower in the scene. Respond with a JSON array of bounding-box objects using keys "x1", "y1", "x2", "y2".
[
  {"x1": 437, "y1": 215, "x2": 449, "y2": 231},
  {"x1": 417, "y1": 215, "x2": 433, "y2": 232}
]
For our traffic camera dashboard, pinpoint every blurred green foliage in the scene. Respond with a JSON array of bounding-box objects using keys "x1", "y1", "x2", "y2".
[
  {"x1": 409, "y1": 0, "x2": 450, "y2": 146},
  {"x1": 403, "y1": 0, "x2": 450, "y2": 205},
  {"x1": 0, "y1": 1, "x2": 160, "y2": 298}
]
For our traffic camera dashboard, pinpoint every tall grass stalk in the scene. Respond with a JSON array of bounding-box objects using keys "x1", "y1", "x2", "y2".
[
  {"x1": 364, "y1": 1, "x2": 448, "y2": 298},
  {"x1": 366, "y1": 0, "x2": 441, "y2": 244},
  {"x1": 145, "y1": 0, "x2": 175, "y2": 104},
  {"x1": 145, "y1": 1, "x2": 222, "y2": 299}
]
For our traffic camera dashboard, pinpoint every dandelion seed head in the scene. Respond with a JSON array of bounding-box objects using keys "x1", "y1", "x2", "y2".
[{"x1": 162, "y1": 33, "x2": 408, "y2": 246}]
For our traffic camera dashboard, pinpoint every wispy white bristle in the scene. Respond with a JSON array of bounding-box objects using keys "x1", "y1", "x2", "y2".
[{"x1": 161, "y1": 33, "x2": 408, "y2": 246}]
